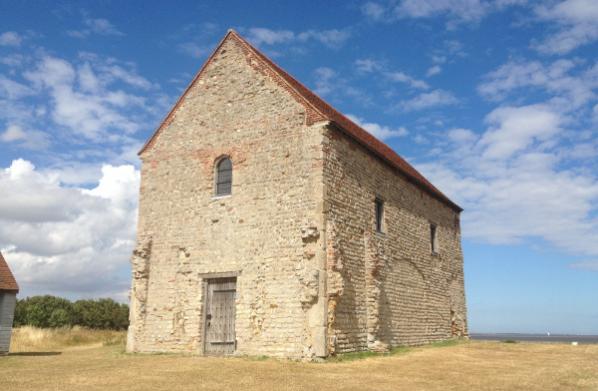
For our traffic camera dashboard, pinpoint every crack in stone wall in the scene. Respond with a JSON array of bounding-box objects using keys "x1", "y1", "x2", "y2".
[
  {"x1": 365, "y1": 232, "x2": 390, "y2": 352},
  {"x1": 325, "y1": 220, "x2": 344, "y2": 355},
  {"x1": 170, "y1": 247, "x2": 193, "y2": 345},
  {"x1": 297, "y1": 222, "x2": 320, "y2": 309}
]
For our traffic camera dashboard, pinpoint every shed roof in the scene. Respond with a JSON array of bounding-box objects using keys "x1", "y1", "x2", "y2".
[
  {"x1": 0, "y1": 252, "x2": 18, "y2": 293},
  {"x1": 139, "y1": 30, "x2": 462, "y2": 212}
]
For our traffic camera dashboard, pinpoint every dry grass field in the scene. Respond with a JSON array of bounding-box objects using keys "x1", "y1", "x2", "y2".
[
  {"x1": 1, "y1": 327, "x2": 597, "y2": 391},
  {"x1": 8, "y1": 326, "x2": 125, "y2": 352}
]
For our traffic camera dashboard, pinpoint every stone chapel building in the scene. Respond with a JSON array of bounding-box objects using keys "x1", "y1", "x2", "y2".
[{"x1": 127, "y1": 30, "x2": 467, "y2": 359}]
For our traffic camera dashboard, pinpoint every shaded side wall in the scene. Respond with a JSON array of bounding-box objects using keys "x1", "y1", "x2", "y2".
[
  {"x1": 127, "y1": 37, "x2": 327, "y2": 358},
  {"x1": 323, "y1": 126, "x2": 467, "y2": 353},
  {"x1": 0, "y1": 292, "x2": 17, "y2": 354}
]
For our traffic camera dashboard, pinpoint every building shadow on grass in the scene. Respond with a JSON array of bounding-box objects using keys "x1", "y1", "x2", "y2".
[{"x1": 8, "y1": 352, "x2": 62, "y2": 356}]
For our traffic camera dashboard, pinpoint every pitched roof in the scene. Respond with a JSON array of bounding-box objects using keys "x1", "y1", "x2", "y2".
[
  {"x1": 140, "y1": 30, "x2": 462, "y2": 213},
  {"x1": 0, "y1": 252, "x2": 19, "y2": 293}
]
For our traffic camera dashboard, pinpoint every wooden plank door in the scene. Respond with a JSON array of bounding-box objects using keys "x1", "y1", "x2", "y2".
[{"x1": 204, "y1": 277, "x2": 236, "y2": 355}]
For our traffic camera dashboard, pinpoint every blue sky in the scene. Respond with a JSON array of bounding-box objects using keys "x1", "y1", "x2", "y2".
[{"x1": 1, "y1": 0, "x2": 597, "y2": 334}]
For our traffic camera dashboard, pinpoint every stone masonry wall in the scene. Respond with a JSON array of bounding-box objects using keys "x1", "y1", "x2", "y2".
[
  {"x1": 127, "y1": 37, "x2": 327, "y2": 359},
  {"x1": 323, "y1": 126, "x2": 467, "y2": 354}
]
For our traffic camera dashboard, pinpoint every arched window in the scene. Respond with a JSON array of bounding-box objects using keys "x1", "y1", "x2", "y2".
[{"x1": 215, "y1": 157, "x2": 232, "y2": 196}]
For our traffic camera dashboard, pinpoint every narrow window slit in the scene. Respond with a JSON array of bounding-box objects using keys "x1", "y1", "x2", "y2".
[
  {"x1": 375, "y1": 198, "x2": 384, "y2": 233},
  {"x1": 215, "y1": 158, "x2": 232, "y2": 196},
  {"x1": 430, "y1": 223, "x2": 438, "y2": 254}
]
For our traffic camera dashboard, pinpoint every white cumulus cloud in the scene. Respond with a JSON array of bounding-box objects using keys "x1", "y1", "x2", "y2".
[
  {"x1": 478, "y1": 59, "x2": 596, "y2": 108},
  {"x1": 534, "y1": 0, "x2": 598, "y2": 54},
  {"x1": 245, "y1": 27, "x2": 351, "y2": 49},
  {"x1": 347, "y1": 114, "x2": 408, "y2": 140},
  {"x1": 361, "y1": 0, "x2": 527, "y2": 27},
  {"x1": 415, "y1": 102, "x2": 598, "y2": 258},
  {"x1": 0, "y1": 31, "x2": 22, "y2": 46},
  {"x1": 480, "y1": 104, "x2": 563, "y2": 159},
  {"x1": 0, "y1": 124, "x2": 50, "y2": 150},
  {"x1": 67, "y1": 17, "x2": 124, "y2": 38},
  {"x1": 398, "y1": 89, "x2": 458, "y2": 111},
  {"x1": 21, "y1": 54, "x2": 157, "y2": 140},
  {"x1": 385, "y1": 71, "x2": 429, "y2": 90},
  {"x1": 0, "y1": 159, "x2": 139, "y2": 299},
  {"x1": 426, "y1": 65, "x2": 442, "y2": 77}
]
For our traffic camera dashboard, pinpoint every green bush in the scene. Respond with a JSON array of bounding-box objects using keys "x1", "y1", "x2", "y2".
[
  {"x1": 14, "y1": 295, "x2": 74, "y2": 328},
  {"x1": 73, "y1": 299, "x2": 129, "y2": 330},
  {"x1": 14, "y1": 295, "x2": 129, "y2": 330},
  {"x1": 49, "y1": 308, "x2": 72, "y2": 328}
]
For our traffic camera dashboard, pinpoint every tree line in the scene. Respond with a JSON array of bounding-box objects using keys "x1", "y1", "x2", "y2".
[{"x1": 14, "y1": 295, "x2": 129, "y2": 330}]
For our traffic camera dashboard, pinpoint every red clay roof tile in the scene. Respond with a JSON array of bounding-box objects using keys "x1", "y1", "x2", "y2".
[{"x1": 0, "y1": 252, "x2": 19, "y2": 293}]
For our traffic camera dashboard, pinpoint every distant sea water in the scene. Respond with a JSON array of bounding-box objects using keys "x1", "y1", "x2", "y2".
[{"x1": 470, "y1": 333, "x2": 598, "y2": 344}]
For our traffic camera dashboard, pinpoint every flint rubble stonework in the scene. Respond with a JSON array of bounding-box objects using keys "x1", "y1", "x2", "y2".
[{"x1": 127, "y1": 31, "x2": 467, "y2": 359}]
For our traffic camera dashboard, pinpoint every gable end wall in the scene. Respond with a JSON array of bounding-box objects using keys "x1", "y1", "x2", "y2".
[{"x1": 128, "y1": 38, "x2": 328, "y2": 359}]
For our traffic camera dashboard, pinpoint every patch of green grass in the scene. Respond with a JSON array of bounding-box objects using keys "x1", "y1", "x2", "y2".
[
  {"x1": 501, "y1": 340, "x2": 518, "y2": 344},
  {"x1": 328, "y1": 350, "x2": 381, "y2": 362},
  {"x1": 124, "y1": 350, "x2": 181, "y2": 356},
  {"x1": 326, "y1": 346, "x2": 411, "y2": 362},
  {"x1": 325, "y1": 338, "x2": 465, "y2": 363},
  {"x1": 246, "y1": 355, "x2": 270, "y2": 361},
  {"x1": 101, "y1": 333, "x2": 126, "y2": 347},
  {"x1": 427, "y1": 339, "x2": 462, "y2": 348},
  {"x1": 389, "y1": 346, "x2": 411, "y2": 355}
]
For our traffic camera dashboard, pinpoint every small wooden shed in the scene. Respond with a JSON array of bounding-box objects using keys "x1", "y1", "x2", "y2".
[{"x1": 0, "y1": 252, "x2": 19, "y2": 354}]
